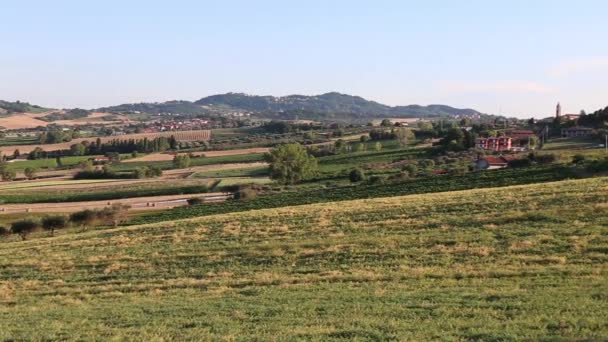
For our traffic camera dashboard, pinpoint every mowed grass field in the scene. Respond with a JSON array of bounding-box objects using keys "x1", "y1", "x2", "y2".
[{"x1": 0, "y1": 177, "x2": 607, "y2": 340}]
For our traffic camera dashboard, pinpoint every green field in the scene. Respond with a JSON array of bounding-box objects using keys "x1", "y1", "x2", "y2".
[
  {"x1": 215, "y1": 177, "x2": 272, "y2": 187},
  {"x1": 0, "y1": 135, "x2": 39, "y2": 147},
  {"x1": 4, "y1": 155, "x2": 97, "y2": 172},
  {"x1": 0, "y1": 179, "x2": 120, "y2": 190},
  {"x1": 0, "y1": 177, "x2": 606, "y2": 340},
  {"x1": 0, "y1": 179, "x2": 218, "y2": 204},
  {"x1": 190, "y1": 165, "x2": 268, "y2": 178}
]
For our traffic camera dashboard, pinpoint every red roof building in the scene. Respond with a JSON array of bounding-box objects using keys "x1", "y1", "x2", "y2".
[{"x1": 476, "y1": 137, "x2": 512, "y2": 151}]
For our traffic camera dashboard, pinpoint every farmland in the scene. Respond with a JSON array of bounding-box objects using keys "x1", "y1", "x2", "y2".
[
  {"x1": 0, "y1": 177, "x2": 606, "y2": 340},
  {"x1": 0, "y1": 129, "x2": 211, "y2": 155},
  {"x1": 132, "y1": 164, "x2": 580, "y2": 225}
]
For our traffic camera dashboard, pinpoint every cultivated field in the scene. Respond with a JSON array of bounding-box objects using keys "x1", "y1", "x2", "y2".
[
  {"x1": 0, "y1": 191, "x2": 229, "y2": 214},
  {"x1": 0, "y1": 177, "x2": 606, "y2": 339},
  {"x1": 124, "y1": 147, "x2": 270, "y2": 163},
  {"x1": 0, "y1": 130, "x2": 211, "y2": 155}
]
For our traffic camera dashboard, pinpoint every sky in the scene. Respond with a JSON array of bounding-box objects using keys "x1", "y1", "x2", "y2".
[{"x1": 1, "y1": 0, "x2": 608, "y2": 118}]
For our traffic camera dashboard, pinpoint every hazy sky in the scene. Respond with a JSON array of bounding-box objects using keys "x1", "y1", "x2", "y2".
[{"x1": 2, "y1": 0, "x2": 607, "y2": 118}]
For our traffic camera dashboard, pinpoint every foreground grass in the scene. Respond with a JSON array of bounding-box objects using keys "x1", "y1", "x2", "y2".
[{"x1": 0, "y1": 177, "x2": 607, "y2": 340}]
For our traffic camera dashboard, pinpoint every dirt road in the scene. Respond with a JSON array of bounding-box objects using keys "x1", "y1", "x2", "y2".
[{"x1": 0, "y1": 192, "x2": 231, "y2": 214}]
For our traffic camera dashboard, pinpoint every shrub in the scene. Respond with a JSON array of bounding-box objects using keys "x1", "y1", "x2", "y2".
[
  {"x1": 11, "y1": 219, "x2": 40, "y2": 240},
  {"x1": 508, "y1": 158, "x2": 532, "y2": 168},
  {"x1": 1, "y1": 168, "x2": 16, "y2": 181},
  {"x1": 402, "y1": 164, "x2": 418, "y2": 176},
  {"x1": 24, "y1": 167, "x2": 38, "y2": 180},
  {"x1": 349, "y1": 168, "x2": 366, "y2": 183},
  {"x1": 98, "y1": 204, "x2": 131, "y2": 227},
  {"x1": 234, "y1": 186, "x2": 258, "y2": 201},
  {"x1": 0, "y1": 226, "x2": 10, "y2": 237},
  {"x1": 572, "y1": 154, "x2": 586, "y2": 165},
  {"x1": 41, "y1": 215, "x2": 68, "y2": 236},
  {"x1": 187, "y1": 198, "x2": 203, "y2": 206},
  {"x1": 368, "y1": 175, "x2": 386, "y2": 185},
  {"x1": 70, "y1": 209, "x2": 97, "y2": 228},
  {"x1": 529, "y1": 152, "x2": 557, "y2": 164}
]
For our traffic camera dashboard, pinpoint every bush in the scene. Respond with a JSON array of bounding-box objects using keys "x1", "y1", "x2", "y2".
[
  {"x1": 187, "y1": 198, "x2": 203, "y2": 206},
  {"x1": 529, "y1": 152, "x2": 557, "y2": 164},
  {"x1": 572, "y1": 154, "x2": 586, "y2": 165},
  {"x1": 234, "y1": 186, "x2": 258, "y2": 201},
  {"x1": 0, "y1": 226, "x2": 10, "y2": 237},
  {"x1": 402, "y1": 164, "x2": 418, "y2": 176},
  {"x1": 97, "y1": 204, "x2": 131, "y2": 227},
  {"x1": 42, "y1": 215, "x2": 68, "y2": 236},
  {"x1": 508, "y1": 158, "x2": 532, "y2": 168},
  {"x1": 11, "y1": 219, "x2": 40, "y2": 240},
  {"x1": 70, "y1": 209, "x2": 97, "y2": 228},
  {"x1": 368, "y1": 175, "x2": 386, "y2": 185},
  {"x1": 349, "y1": 168, "x2": 366, "y2": 183}
]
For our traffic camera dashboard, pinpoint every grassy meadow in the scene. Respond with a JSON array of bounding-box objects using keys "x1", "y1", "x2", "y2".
[{"x1": 0, "y1": 177, "x2": 607, "y2": 340}]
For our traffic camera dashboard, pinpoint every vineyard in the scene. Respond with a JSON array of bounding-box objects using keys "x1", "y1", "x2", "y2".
[
  {"x1": 132, "y1": 164, "x2": 580, "y2": 225},
  {"x1": 0, "y1": 177, "x2": 606, "y2": 339}
]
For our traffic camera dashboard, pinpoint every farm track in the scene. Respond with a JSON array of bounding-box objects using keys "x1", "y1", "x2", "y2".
[{"x1": 0, "y1": 192, "x2": 231, "y2": 214}]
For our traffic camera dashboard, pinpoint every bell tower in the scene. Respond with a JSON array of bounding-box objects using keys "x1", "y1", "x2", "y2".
[{"x1": 556, "y1": 102, "x2": 562, "y2": 119}]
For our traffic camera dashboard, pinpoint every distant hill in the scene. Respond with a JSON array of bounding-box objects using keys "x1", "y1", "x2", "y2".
[
  {"x1": 97, "y1": 101, "x2": 207, "y2": 116},
  {"x1": 97, "y1": 92, "x2": 484, "y2": 120},
  {"x1": 0, "y1": 100, "x2": 49, "y2": 116},
  {"x1": 195, "y1": 92, "x2": 483, "y2": 119}
]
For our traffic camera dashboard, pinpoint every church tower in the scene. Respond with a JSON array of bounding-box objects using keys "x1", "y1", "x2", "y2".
[{"x1": 556, "y1": 102, "x2": 562, "y2": 118}]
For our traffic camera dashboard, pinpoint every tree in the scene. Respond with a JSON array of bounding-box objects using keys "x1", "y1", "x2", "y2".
[
  {"x1": 349, "y1": 168, "x2": 366, "y2": 182},
  {"x1": 394, "y1": 128, "x2": 415, "y2": 146},
  {"x1": 334, "y1": 139, "x2": 347, "y2": 154},
  {"x1": 11, "y1": 219, "x2": 40, "y2": 240},
  {"x1": 173, "y1": 154, "x2": 191, "y2": 168},
  {"x1": 1, "y1": 167, "x2": 16, "y2": 181},
  {"x1": 70, "y1": 143, "x2": 86, "y2": 156},
  {"x1": 380, "y1": 119, "x2": 392, "y2": 127},
  {"x1": 402, "y1": 163, "x2": 418, "y2": 177},
  {"x1": 79, "y1": 160, "x2": 94, "y2": 172},
  {"x1": 266, "y1": 143, "x2": 318, "y2": 184},
  {"x1": 24, "y1": 167, "x2": 38, "y2": 180},
  {"x1": 41, "y1": 215, "x2": 68, "y2": 236},
  {"x1": 354, "y1": 143, "x2": 367, "y2": 152}
]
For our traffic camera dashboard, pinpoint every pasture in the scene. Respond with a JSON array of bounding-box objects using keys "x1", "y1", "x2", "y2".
[{"x1": 0, "y1": 177, "x2": 606, "y2": 340}]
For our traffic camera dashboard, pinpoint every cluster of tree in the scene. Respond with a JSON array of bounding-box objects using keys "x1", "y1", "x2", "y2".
[
  {"x1": 436, "y1": 128, "x2": 477, "y2": 151},
  {"x1": 27, "y1": 136, "x2": 178, "y2": 159},
  {"x1": 508, "y1": 152, "x2": 558, "y2": 168},
  {"x1": 172, "y1": 154, "x2": 191, "y2": 168},
  {"x1": 39, "y1": 128, "x2": 80, "y2": 144},
  {"x1": 74, "y1": 163, "x2": 162, "y2": 180},
  {"x1": 266, "y1": 143, "x2": 318, "y2": 184},
  {"x1": 578, "y1": 106, "x2": 608, "y2": 128},
  {"x1": 1, "y1": 215, "x2": 69, "y2": 241},
  {"x1": 0, "y1": 204, "x2": 133, "y2": 241}
]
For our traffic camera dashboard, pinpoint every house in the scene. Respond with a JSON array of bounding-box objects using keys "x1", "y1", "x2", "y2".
[
  {"x1": 475, "y1": 155, "x2": 518, "y2": 170},
  {"x1": 476, "y1": 137, "x2": 512, "y2": 151},
  {"x1": 561, "y1": 126, "x2": 593, "y2": 138},
  {"x1": 92, "y1": 157, "x2": 110, "y2": 164}
]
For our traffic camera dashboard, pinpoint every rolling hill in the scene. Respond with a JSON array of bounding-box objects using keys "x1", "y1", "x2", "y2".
[
  {"x1": 96, "y1": 92, "x2": 485, "y2": 120},
  {"x1": 0, "y1": 100, "x2": 49, "y2": 116},
  {"x1": 1, "y1": 177, "x2": 607, "y2": 340}
]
